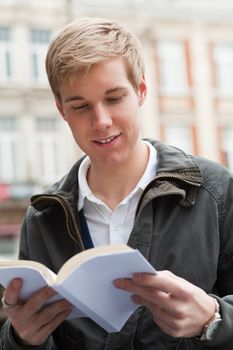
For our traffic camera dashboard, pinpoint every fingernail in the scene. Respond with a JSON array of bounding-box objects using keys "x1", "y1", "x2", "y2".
[
  {"x1": 12, "y1": 278, "x2": 22, "y2": 289},
  {"x1": 61, "y1": 300, "x2": 73, "y2": 309},
  {"x1": 132, "y1": 294, "x2": 142, "y2": 304},
  {"x1": 114, "y1": 279, "x2": 124, "y2": 289},
  {"x1": 47, "y1": 288, "x2": 56, "y2": 297}
]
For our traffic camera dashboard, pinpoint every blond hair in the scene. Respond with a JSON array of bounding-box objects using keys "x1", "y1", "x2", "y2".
[{"x1": 45, "y1": 17, "x2": 145, "y2": 99}]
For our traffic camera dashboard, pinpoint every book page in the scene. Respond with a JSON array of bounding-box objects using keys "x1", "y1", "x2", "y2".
[
  {"x1": 0, "y1": 264, "x2": 56, "y2": 301},
  {"x1": 0, "y1": 260, "x2": 56, "y2": 286},
  {"x1": 54, "y1": 248, "x2": 156, "y2": 332},
  {"x1": 57, "y1": 244, "x2": 133, "y2": 281}
]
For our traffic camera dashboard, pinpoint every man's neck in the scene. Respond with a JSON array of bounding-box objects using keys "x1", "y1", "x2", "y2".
[{"x1": 87, "y1": 142, "x2": 149, "y2": 210}]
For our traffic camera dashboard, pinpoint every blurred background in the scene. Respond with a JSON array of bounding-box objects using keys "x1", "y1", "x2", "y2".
[{"x1": 1, "y1": 0, "x2": 233, "y2": 258}]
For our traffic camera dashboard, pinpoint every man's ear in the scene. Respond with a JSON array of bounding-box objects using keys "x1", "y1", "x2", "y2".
[
  {"x1": 138, "y1": 76, "x2": 147, "y2": 106},
  {"x1": 55, "y1": 98, "x2": 67, "y2": 120}
]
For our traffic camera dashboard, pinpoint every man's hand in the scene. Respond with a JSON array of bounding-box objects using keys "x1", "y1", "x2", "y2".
[
  {"x1": 114, "y1": 270, "x2": 216, "y2": 338},
  {"x1": 2, "y1": 278, "x2": 73, "y2": 346}
]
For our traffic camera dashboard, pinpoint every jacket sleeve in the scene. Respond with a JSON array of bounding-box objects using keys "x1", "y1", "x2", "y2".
[
  {"x1": 205, "y1": 168, "x2": 233, "y2": 349},
  {"x1": 0, "y1": 208, "x2": 57, "y2": 350},
  {"x1": 0, "y1": 319, "x2": 56, "y2": 350}
]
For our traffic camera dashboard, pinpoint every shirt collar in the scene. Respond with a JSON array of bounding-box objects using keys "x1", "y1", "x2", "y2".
[{"x1": 137, "y1": 140, "x2": 157, "y2": 191}]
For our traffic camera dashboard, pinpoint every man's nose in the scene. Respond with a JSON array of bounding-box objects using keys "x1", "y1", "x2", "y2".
[{"x1": 92, "y1": 105, "x2": 112, "y2": 129}]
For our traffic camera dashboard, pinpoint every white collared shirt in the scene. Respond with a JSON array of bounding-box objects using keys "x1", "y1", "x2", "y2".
[{"x1": 78, "y1": 141, "x2": 157, "y2": 247}]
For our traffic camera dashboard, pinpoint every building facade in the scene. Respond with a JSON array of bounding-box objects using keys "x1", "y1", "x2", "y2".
[{"x1": 1, "y1": 0, "x2": 233, "y2": 257}]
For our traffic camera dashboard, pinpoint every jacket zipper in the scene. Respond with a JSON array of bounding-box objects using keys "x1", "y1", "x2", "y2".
[
  {"x1": 32, "y1": 195, "x2": 81, "y2": 245},
  {"x1": 155, "y1": 173, "x2": 202, "y2": 187}
]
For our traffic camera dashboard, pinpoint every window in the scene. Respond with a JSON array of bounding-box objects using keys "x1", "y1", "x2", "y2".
[
  {"x1": 0, "y1": 117, "x2": 20, "y2": 182},
  {"x1": 31, "y1": 30, "x2": 51, "y2": 84},
  {"x1": 213, "y1": 44, "x2": 233, "y2": 96},
  {"x1": 156, "y1": 40, "x2": 189, "y2": 95},
  {"x1": 221, "y1": 127, "x2": 233, "y2": 171},
  {"x1": 0, "y1": 27, "x2": 12, "y2": 83},
  {"x1": 163, "y1": 124, "x2": 193, "y2": 154},
  {"x1": 35, "y1": 117, "x2": 62, "y2": 183}
]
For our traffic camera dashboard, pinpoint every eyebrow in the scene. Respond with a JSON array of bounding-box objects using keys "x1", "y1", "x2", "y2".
[{"x1": 64, "y1": 87, "x2": 128, "y2": 103}]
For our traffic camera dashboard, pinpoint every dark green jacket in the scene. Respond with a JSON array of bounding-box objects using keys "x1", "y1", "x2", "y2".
[{"x1": 1, "y1": 140, "x2": 233, "y2": 349}]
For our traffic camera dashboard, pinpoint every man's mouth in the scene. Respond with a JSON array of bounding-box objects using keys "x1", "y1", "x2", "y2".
[{"x1": 94, "y1": 134, "x2": 119, "y2": 145}]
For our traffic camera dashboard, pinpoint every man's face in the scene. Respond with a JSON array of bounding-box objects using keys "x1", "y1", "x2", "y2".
[{"x1": 56, "y1": 57, "x2": 147, "y2": 168}]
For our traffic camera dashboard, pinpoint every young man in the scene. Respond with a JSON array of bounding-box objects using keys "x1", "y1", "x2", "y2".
[{"x1": 1, "y1": 17, "x2": 233, "y2": 350}]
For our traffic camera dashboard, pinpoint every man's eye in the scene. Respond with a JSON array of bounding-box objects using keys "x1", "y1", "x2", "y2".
[
  {"x1": 72, "y1": 104, "x2": 89, "y2": 111},
  {"x1": 108, "y1": 96, "x2": 123, "y2": 103}
]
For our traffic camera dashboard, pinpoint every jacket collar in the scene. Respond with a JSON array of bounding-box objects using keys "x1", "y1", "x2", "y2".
[{"x1": 149, "y1": 139, "x2": 203, "y2": 185}]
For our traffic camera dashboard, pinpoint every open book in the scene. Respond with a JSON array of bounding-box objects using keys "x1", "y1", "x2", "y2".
[{"x1": 0, "y1": 244, "x2": 156, "y2": 332}]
